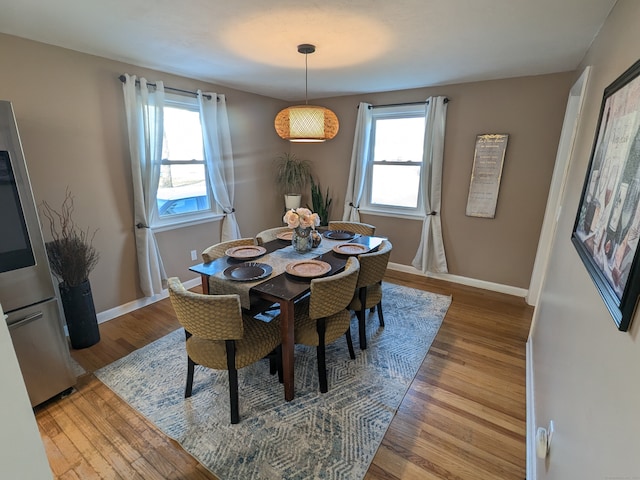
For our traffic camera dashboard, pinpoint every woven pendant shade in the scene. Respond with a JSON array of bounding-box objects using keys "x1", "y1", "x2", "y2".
[
  {"x1": 274, "y1": 105, "x2": 339, "y2": 142},
  {"x1": 275, "y1": 44, "x2": 339, "y2": 142}
]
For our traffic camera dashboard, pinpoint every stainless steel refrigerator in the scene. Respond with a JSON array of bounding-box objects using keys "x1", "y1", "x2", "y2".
[{"x1": 0, "y1": 100, "x2": 76, "y2": 407}]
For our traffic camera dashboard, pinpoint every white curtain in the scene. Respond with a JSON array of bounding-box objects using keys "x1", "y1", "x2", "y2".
[
  {"x1": 122, "y1": 74, "x2": 167, "y2": 297},
  {"x1": 342, "y1": 102, "x2": 373, "y2": 221},
  {"x1": 412, "y1": 96, "x2": 449, "y2": 274},
  {"x1": 197, "y1": 91, "x2": 241, "y2": 241}
]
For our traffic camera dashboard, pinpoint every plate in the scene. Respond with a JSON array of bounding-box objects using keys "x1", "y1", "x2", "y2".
[
  {"x1": 225, "y1": 245, "x2": 266, "y2": 259},
  {"x1": 223, "y1": 262, "x2": 272, "y2": 281},
  {"x1": 332, "y1": 243, "x2": 369, "y2": 255},
  {"x1": 323, "y1": 230, "x2": 355, "y2": 240},
  {"x1": 285, "y1": 260, "x2": 332, "y2": 278},
  {"x1": 276, "y1": 231, "x2": 293, "y2": 241}
]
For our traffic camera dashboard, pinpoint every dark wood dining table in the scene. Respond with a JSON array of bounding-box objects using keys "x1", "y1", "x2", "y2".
[{"x1": 189, "y1": 234, "x2": 383, "y2": 401}]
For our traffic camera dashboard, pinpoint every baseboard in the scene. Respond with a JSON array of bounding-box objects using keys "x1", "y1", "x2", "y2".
[
  {"x1": 96, "y1": 265, "x2": 527, "y2": 325},
  {"x1": 387, "y1": 262, "x2": 529, "y2": 298},
  {"x1": 96, "y1": 277, "x2": 201, "y2": 324},
  {"x1": 526, "y1": 337, "x2": 536, "y2": 480}
]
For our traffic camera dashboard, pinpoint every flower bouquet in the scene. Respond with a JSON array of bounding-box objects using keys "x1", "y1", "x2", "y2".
[{"x1": 283, "y1": 208, "x2": 321, "y2": 252}]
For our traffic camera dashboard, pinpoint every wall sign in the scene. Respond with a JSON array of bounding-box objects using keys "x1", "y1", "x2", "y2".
[{"x1": 465, "y1": 134, "x2": 509, "y2": 218}]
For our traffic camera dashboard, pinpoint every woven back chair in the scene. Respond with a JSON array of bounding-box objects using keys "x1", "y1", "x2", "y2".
[
  {"x1": 201, "y1": 238, "x2": 277, "y2": 314},
  {"x1": 201, "y1": 237, "x2": 256, "y2": 263},
  {"x1": 348, "y1": 240, "x2": 392, "y2": 349},
  {"x1": 167, "y1": 277, "x2": 281, "y2": 424},
  {"x1": 255, "y1": 226, "x2": 291, "y2": 245},
  {"x1": 289, "y1": 257, "x2": 360, "y2": 393},
  {"x1": 328, "y1": 221, "x2": 376, "y2": 236}
]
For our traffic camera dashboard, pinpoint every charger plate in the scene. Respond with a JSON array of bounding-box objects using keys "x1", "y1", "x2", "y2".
[
  {"x1": 332, "y1": 243, "x2": 368, "y2": 255},
  {"x1": 276, "y1": 231, "x2": 293, "y2": 241},
  {"x1": 285, "y1": 260, "x2": 331, "y2": 278},
  {"x1": 223, "y1": 262, "x2": 272, "y2": 281},
  {"x1": 323, "y1": 230, "x2": 355, "y2": 240},
  {"x1": 225, "y1": 245, "x2": 266, "y2": 260}
]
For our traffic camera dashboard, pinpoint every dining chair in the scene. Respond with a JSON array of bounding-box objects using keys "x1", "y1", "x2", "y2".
[
  {"x1": 289, "y1": 256, "x2": 360, "y2": 393},
  {"x1": 348, "y1": 240, "x2": 393, "y2": 350},
  {"x1": 167, "y1": 277, "x2": 281, "y2": 424},
  {"x1": 255, "y1": 226, "x2": 291, "y2": 245},
  {"x1": 201, "y1": 237, "x2": 276, "y2": 315},
  {"x1": 328, "y1": 221, "x2": 376, "y2": 236},
  {"x1": 201, "y1": 237, "x2": 257, "y2": 263}
]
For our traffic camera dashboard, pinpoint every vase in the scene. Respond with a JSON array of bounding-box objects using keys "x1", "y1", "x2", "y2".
[
  {"x1": 59, "y1": 279, "x2": 100, "y2": 349},
  {"x1": 292, "y1": 226, "x2": 313, "y2": 253}
]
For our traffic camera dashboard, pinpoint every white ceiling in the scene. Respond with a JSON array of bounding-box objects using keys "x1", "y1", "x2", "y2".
[{"x1": 0, "y1": 0, "x2": 616, "y2": 101}]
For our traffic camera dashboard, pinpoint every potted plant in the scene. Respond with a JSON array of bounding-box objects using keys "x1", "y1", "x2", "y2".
[
  {"x1": 41, "y1": 189, "x2": 100, "y2": 349},
  {"x1": 275, "y1": 152, "x2": 311, "y2": 209},
  {"x1": 308, "y1": 176, "x2": 332, "y2": 226}
]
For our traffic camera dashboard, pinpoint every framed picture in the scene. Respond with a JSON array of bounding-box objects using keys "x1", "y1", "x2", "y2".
[{"x1": 572, "y1": 58, "x2": 640, "y2": 331}]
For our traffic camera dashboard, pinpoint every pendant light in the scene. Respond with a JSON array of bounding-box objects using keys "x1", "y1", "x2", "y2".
[{"x1": 274, "y1": 44, "x2": 339, "y2": 142}]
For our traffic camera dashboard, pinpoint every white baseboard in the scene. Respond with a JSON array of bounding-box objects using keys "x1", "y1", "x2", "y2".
[
  {"x1": 96, "y1": 265, "x2": 527, "y2": 325},
  {"x1": 387, "y1": 262, "x2": 529, "y2": 298},
  {"x1": 96, "y1": 277, "x2": 201, "y2": 324},
  {"x1": 526, "y1": 337, "x2": 536, "y2": 479}
]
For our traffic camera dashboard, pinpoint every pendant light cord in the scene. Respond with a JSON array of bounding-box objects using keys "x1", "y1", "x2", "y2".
[{"x1": 304, "y1": 52, "x2": 308, "y2": 105}]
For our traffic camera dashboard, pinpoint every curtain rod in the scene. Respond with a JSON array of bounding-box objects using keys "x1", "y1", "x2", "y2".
[
  {"x1": 363, "y1": 98, "x2": 449, "y2": 109},
  {"x1": 118, "y1": 75, "x2": 216, "y2": 100}
]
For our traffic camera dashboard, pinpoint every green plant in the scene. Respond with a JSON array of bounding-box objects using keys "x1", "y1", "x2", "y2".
[
  {"x1": 275, "y1": 152, "x2": 311, "y2": 194},
  {"x1": 41, "y1": 189, "x2": 99, "y2": 287},
  {"x1": 308, "y1": 176, "x2": 332, "y2": 226}
]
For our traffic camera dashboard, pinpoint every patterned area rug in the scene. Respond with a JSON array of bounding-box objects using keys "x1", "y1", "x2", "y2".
[{"x1": 95, "y1": 282, "x2": 451, "y2": 480}]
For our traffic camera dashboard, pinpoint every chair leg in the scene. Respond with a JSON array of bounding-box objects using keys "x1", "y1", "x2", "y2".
[
  {"x1": 225, "y1": 340, "x2": 240, "y2": 424},
  {"x1": 345, "y1": 326, "x2": 356, "y2": 360},
  {"x1": 185, "y1": 355, "x2": 195, "y2": 398},
  {"x1": 377, "y1": 300, "x2": 385, "y2": 327},
  {"x1": 358, "y1": 287, "x2": 368, "y2": 350},
  {"x1": 316, "y1": 318, "x2": 328, "y2": 393}
]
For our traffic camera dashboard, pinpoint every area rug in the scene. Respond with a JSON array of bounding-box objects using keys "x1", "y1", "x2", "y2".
[{"x1": 95, "y1": 282, "x2": 451, "y2": 480}]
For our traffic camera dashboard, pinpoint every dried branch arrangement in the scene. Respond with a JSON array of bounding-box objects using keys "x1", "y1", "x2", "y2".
[{"x1": 41, "y1": 189, "x2": 99, "y2": 287}]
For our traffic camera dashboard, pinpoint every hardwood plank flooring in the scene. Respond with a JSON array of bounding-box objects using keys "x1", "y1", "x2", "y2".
[{"x1": 35, "y1": 270, "x2": 532, "y2": 479}]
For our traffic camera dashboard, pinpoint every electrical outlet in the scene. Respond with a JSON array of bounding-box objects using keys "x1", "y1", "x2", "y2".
[{"x1": 190, "y1": 250, "x2": 197, "y2": 261}]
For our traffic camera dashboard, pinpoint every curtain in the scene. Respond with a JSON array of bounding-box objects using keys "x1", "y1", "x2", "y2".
[
  {"x1": 197, "y1": 91, "x2": 241, "y2": 241},
  {"x1": 412, "y1": 96, "x2": 449, "y2": 274},
  {"x1": 122, "y1": 74, "x2": 167, "y2": 297},
  {"x1": 342, "y1": 102, "x2": 373, "y2": 221}
]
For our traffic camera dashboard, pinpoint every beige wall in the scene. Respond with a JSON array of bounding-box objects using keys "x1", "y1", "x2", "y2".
[
  {"x1": 292, "y1": 73, "x2": 573, "y2": 288},
  {"x1": 0, "y1": 31, "x2": 571, "y2": 315},
  {"x1": 0, "y1": 34, "x2": 287, "y2": 312},
  {"x1": 531, "y1": 1, "x2": 640, "y2": 478}
]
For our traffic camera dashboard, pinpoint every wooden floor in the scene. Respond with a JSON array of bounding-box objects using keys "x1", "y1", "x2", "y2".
[{"x1": 35, "y1": 271, "x2": 532, "y2": 479}]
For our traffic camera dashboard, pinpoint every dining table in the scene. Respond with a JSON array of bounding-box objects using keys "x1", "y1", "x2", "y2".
[{"x1": 189, "y1": 232, "x2": 384, "y2": 401}]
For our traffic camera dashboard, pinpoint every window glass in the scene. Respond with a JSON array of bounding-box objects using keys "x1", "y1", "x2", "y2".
[
  {"x1": 363, "y1": 107, "x2": 426, "y2": 215},
  {"x1": 154, "y1": 99, "x2": 215, "y2": 226}
]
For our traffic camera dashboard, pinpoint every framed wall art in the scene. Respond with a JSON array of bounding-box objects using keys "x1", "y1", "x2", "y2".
[{"x1": 572, "y1": 58, "x2": 640, "y2": 331}]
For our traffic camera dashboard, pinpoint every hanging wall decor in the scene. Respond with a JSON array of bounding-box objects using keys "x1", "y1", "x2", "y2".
[
  {"x1": 571, "y1": 58, "x2": 640, "y2": 332},
  {"x1": 465, "y1": 133, "x2": 509, "y2": 218}
]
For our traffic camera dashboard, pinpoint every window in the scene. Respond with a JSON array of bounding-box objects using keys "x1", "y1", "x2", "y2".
[
  {"x1": 153, "y1": 95, "x2": 219, "y2": 229},
  {"x1": 361, "y1": 104, "x2": 426, "y2": 216}
]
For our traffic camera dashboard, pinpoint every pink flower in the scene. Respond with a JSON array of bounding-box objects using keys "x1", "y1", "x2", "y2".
[{"x1": 283, "y1": 208, "x2": 320, "y2": 230}]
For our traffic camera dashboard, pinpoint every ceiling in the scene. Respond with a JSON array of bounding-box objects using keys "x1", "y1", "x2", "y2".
[{"x1": 0, "y1": 0, "x2": 616, "y2": 101}]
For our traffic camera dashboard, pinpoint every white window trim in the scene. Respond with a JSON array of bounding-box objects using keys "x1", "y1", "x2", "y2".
[
  {"x1": 150, "y1": 93, "x2": 221, "y2": 230},
  {"x1": 360, "y1": 103, "x2": 426, "y2": 216}
]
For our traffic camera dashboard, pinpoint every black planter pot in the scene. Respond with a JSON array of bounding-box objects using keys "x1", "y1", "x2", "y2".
[{"x1": 59, "y1": 279, "x2": 100, "y2": 349}]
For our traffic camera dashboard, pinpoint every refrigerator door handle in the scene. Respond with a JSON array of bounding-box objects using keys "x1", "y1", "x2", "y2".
[{"x1": 8, "y1": 311, "x2": 44, "y2": 330}]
